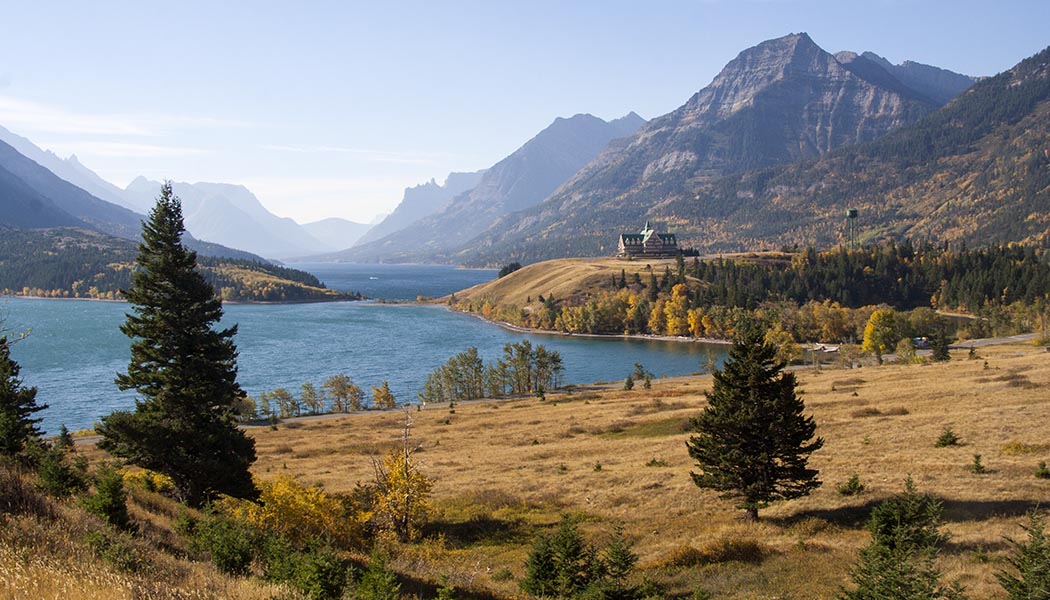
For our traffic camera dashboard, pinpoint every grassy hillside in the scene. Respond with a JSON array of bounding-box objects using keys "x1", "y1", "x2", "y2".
[
  {"x1": 448, "y1": 257, "x2": 675, "y2": 307},
  {"x1": 10, "y1": 341, "x2": 1048, "y2": 598},
  {"x1": 242, "y1": 343, "x2": 1050, "y2": 598},
  {"x1": 448, "y1": 255, "x2": 787, "y2": 310}
]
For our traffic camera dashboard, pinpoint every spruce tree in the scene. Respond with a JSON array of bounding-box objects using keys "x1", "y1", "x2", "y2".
[
  {"x1": 96, "y1": 183, "x2": 256, "y2": 507},
  {"x1": 0, "y1": 334, "x2": 47, "y2": 458},
  {"x1": 686, "y1": 322, "x2": 823, "y2": 520},
  {"x1": 997, "y1": 513, "x2": 1050, "y2": 600}
]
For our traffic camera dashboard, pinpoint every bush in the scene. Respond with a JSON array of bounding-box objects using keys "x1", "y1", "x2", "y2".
[
  {"x1": 837, "y1": 473, "x2": 866, "y2": 496},
  {"x1": 85, "y1": 530, "x2": 142, "y2": 573},
  {"x1": 867, "y1": 477, "x2": 947, "y2": 551},
  {"x1": 258, "y1": 533, "x2": 300, "y2": 583},
  {"x1": 82, "y1": 466, "x2": 132, "y2": 530},
  {"x1": 522, "y1": 516, "x2": 602, "y2": 598},
  {"x1": 294, "y1": 545, "x2": 348, "y2": 600},
  {"x1": 935, "y1": 427, "x2": 960, "y2": 448},
  {"x1": 191, "y1": 515, "x2": 255, "y2": 576},
  {"x1": 356, "y1": 549, "x2": 401, "y2": 600},
  {"x1": 970, "y1": 454, "x2": 987, "y2": 474},
  {"x1": 1035, "y1": 461, "x2": 1050, "y2": 479},
  {"x1": 216, "y1": 475, "x2": 364, "y2": 548},
  {"x1": 36, "y1": 445, "x2": 88, "y2": 497},
  {"x1": 842, "y1": 478, "x2": 962, "y2": 600},
  {"x1": 997, "y1": 513, "x2": 1050, "y2": 599}
]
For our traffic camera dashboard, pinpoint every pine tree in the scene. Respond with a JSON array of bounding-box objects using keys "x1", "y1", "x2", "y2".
[
  {"x1": 686, "y1": 322, "x2": 823, "y2": 520},
  {"x1": 96, "y1": 183, "x2": 256, "y2": 507},
  {"x1": 997, "y1": 513, "x2": 1050, "y2": 600},
  {"x1": 841, "y1": 479, "x2": 965, "y2": 600},
  {"x1": 0, "y1": 334, "x2": 47, "y2": 458}
]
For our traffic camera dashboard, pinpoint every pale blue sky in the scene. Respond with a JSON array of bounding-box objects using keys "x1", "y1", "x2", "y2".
[{"x1": 1, "y1": 1, "x2": 1047, "y2": 223}]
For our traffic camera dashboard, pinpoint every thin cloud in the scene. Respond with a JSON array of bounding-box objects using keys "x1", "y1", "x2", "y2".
[
  {"x1": 0, "y1": 95, "x2": 257, "y2": 137},
  {"x1": 261, "y1": 143, "x2": 451, "y2": 165}
]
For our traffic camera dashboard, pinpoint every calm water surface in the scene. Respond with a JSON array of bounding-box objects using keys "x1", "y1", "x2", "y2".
[{"x1": 5, "y1": 264, "x2": 725, "y2": 434}]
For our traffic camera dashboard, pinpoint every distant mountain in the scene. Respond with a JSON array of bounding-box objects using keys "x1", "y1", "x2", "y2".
[
  {"x1": 460, "y1": 33, "x2": 955, "y2": 264},
  {"x1": 0, "y1": 137, "x2": 269, "y2": 262},
  {"x1": 333, "y1": 112, "x2": 646, "y2": 262},
  {"x1": 860, "y1": 52, "x2": 977, "y2": 105},
  {"x1": 643, "y1": 44, "x2": 1050, "y2": 252},
  {"x1": 302, "y1": 217, "x2": 373, "y2": 249},
  {"x1": 124, "y1": 178, "x2": 332, "y2": 259},
  {"x1": 0, "y1": 125, "x2": 141, "y2": 212},
  {"x1": 0, "y1": 138, "x2": 143, "y2": 239},
  {"x1": 353, "y1": 170, "x2": 485, "y2": 247}
]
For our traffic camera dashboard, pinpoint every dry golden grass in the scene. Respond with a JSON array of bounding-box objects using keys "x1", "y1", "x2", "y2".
[
  {"x1": 0, "y1": 471, "x2": 297, "y2": 599},
  {"x1": 248, "y1": 342, "x2": 1050, "y2": 598},
  {"x1": 446, "y1": 257, "x2": 679, "y2": 307},
  {"x1": 446, "y1": 253, "x2": 793, "y2": 308}
]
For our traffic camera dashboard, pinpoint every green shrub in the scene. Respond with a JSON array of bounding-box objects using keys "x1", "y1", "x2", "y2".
[
  {"x1": 837, "y1": 473, "x2": 866, "y2": 496},
  {"x1": 82, "y1": 466, "x2": 132, "y2": 530},
  {"x1": 970, "y1": 454, "x2": 987, "y2": 474},
  {"x1": 522, "y1": 516, "x2": 601, "y2": 598},
  {"x1": 1035, "y1": 461, "x2": 1050, "y2": 479},
  {"x1": 36, "y1": 445, "x2": 88, "y2": 497},
  {"x1": 191, "y1": 515, "x2": 255, "y2": 576},
  {"x1": 294, "y1": 545, "x2": 348, "y2": 600},
  {"x1": 867, "y1": 477, "x2": 947, "y2": 551},
  {"x1": 85, "y1": 530, "x2": 142, "y2": 573},
  {"x1": 356, "y1": 549, "x2": 401, "y2": 600},
  {"x1": 258, "y1": 533, "x2": 300, "y2": 583},
  {"x1": 935, "y1": 427, "x2": 960, "y2": 448},
  {"x1": 997, "y1": 513, "x2": 1050, "y2": 599}
]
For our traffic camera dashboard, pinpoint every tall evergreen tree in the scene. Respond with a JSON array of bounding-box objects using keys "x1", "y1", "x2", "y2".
[
  {"x1": 686, "y1": 322, "x2": 823, "y2": 520},
  {"x1": 0, "y1": 334, "x2": 47, "y2": 458},
  {"x1": 96, "y1": 183, "x2": 256, "y2": 507}
]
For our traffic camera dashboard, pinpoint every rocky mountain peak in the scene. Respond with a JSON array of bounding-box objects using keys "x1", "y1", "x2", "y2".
[{"x1": 687, "y1": 32, "x2": 842, "y2": 120}]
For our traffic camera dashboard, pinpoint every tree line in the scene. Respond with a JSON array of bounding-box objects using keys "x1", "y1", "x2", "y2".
[
  {"x1": 241, "y1": 375, "x2": 398, "y2": 420},
  {"x1": 454, "y1": 243, "x2": 1050, "y2": 346},
  {"x1": 418, "y1": 341, "x2": 564, "y2": 405}
]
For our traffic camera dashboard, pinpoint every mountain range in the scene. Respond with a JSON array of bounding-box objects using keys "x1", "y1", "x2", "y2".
[
  {"x1": 8, "y1": 32, "x2": 1045, "y2": 272},
  {"x1": 0, "y1": 126, "x2": 370, "y2": 260},
  {"x1": 330, "y1": 111, "x2": 646, "y2": 262},
  {"x1": 455, "y1": 32, "x2": 981, "y2": 264}
]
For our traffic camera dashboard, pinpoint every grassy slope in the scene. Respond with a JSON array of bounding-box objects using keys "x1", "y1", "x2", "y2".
[
  {"x1": 448, "y1": 254, "x2": 788, "y2": 310},
  {"x1": 248, "y1": 342, "x2": 1050, "y2": 598},
  {"x1": 7, "y1": 343, "x2": 1049, "y2": 598}
]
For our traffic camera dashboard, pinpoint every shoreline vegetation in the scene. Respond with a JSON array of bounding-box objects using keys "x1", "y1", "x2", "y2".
[{"x1": 442, "y1": 244, "x2": 1050, "y2": 356}]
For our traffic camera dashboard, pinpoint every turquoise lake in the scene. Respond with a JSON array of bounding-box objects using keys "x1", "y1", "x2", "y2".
[{"x1": 4, "y1": 263, "x2": 726, "y2": 434}]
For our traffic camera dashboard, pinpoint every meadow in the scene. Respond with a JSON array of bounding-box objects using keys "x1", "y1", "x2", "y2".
[{"x1": 4, "y1": 341, "x2": 1049, "y2": 598}]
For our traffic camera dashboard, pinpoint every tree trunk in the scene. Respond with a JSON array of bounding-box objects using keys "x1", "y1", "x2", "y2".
[{"x1": 744, "y1": 507, "x2": 759, "y2": 521}]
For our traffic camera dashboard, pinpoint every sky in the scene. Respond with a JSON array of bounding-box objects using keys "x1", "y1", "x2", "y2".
[{"x1": 1, "y1": 1, "x2": 1047, "y2": 224}]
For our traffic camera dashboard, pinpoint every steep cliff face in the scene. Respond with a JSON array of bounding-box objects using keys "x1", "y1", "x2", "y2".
[
  {"x1": 352, "y1": 170, "x2": 485, "y2": 247},
  {"x1": 461, "y1": 33, "x2": 946, "y2": 265},
  {"x1": 860, "y1": 51, "x2": 977, "y2": 105},
  {"x1": 647, "y1": 45, "x2": 1050, "y2": 253},
  {"x1": 330, "y1": 112, "x2": 645, "y2": 262}
]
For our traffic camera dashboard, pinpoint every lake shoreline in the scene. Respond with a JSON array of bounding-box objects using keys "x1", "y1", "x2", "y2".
[{"x1": 448, "y1": 305, "x2": 733, "y2": 346}]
